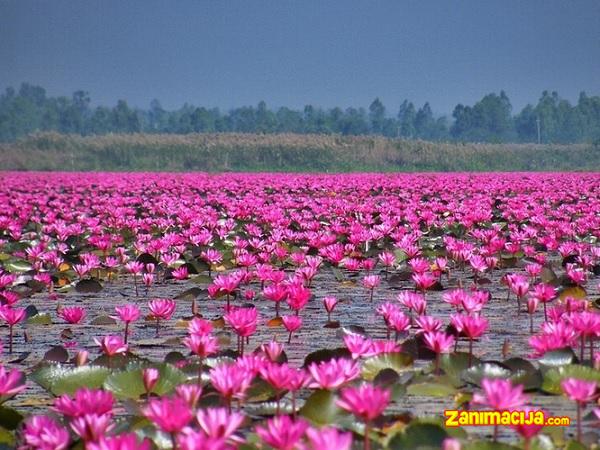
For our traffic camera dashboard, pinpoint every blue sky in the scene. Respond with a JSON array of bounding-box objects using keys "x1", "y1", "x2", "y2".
[{"x1": 1, "y1": 0, "x2": 599, "y2": 114}]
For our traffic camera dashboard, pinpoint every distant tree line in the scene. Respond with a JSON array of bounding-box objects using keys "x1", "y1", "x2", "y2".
[{"x1": 1, "y1": 83, "x2": 599, "y2": 143}]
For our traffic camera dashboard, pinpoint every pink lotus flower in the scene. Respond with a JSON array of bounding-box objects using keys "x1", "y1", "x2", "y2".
[
  {"x1": 255, "y1": 415, "x2": 309, "y2": 450},
  {"x1": 263, "y1": 283, "x2": 288, "y2": 317},
  {"x1": 86, "y1": 433, "x2": 151, "y2": 450},
  {"x1": 148, "y1": 298, "x2": 176, "y2": 336},
  {"x1": 70, "y1": 413, "x2": 114, "y2": 443},
  {"x1": 175, "y1": 383, "x2": 203, "y2": 409},
  {"x1": 0, "y1": 365, "x2": 25, "y2": 401},
  {"x1": 53, "y1": 388, "x2": 115, "y2": 417},
  {"x1": 323, "y1": 296, "x2": 339, "y2": 322},
  {"x1": 260, "y1": 340, "x2": 284, "y2": 362},
  {"x1": 510, "y1": 406, "x2": 546, "y2": 442},
  {"x1": 412, "y1": 272, "x2": 438, "y2": 292},
  {"x1": 196, "y1": 407, "x2": 245, "y2": 443},
  {"x1": 113, "y1": 303, "x2": 141, "y2": 343},
  {"x1": 282, "y1": 315, "x2": 302, "y2": 343},
  {"x1": 142, "y1": 368, "x2": 159, "y2": 394},
  {"x1": 224, "y1": 307, "x2": 258, "y2": 355},
  {"x1": 20, "y1": 415, "x2": 70, "y2": 450},
  {"x1": 423, "y1": 331, "x2": 455, "y2": 374},
  {"x1": 473, "y1": 378, "x2": 529, "y2": 411},
  {"x1": 143, "y1": 396, "x2": 193, "y2": 433},
  {"x1": 306, "y1": 426, "x2": 353, "y2": 450},
  {"x1": 561, "y1": 378, "x2": 598, "y2": 441},
  {"x1": 337, "y1": 383, "x2": 390, "y2": 450},
  {"x1": 0, "y1": 305, "x2": 26, "y2": 354},
  {"x1": 337, "y1": 383, "x2": 390, "y2": 421},
  {"x1": 188, "y1": 317, "x2": 213, "y2": 336},
  {"x1": 94, "y1": 335, "x2": 128, "y2": 357},
  {"x1": 58, "y1": 306, "x2": 86, "y2": 324},
  {"x1": 286, "y1": 284, "x2": 311, "y2": 313},
  {"x1": 209, "y1": 364, "x2": 253, "y2": 409},
  {"x1": 362, "y1": 275, "x2": 380, "y2": 302},
  {"x1": 307, "y1": 358, "x2": 360, "y2": 390},
  {"x1": 172, "y1": 265, "x2": 189, "y2": 280}
]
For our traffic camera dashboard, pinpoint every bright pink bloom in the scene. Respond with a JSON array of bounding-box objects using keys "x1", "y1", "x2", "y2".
[
  {"x1": 143, "y1": 396, "x2": 192, "y2": 433},
  {"x1": 86, "y1": 433, "x2": 151, "y2": 450},
  {"x1": 196, "y1": 407, "x2": 245, "y2": 442},
  {"x1": 142, "y1": 368, "x2": 159, "y2": 393},
  {"x1": 70, "y1": 413, "x2": 113, "y2": 442},
  {"x1": 423, "y1": 331, "x2": 455, "y2": 354},
  {"x1": 0, "y1": 365, "x2": 25, "y2": 399},
  {"x1": 337, "y1": 383, "x2": 390, "y2": 421},
  {"x1": 147, "y1": 298, "x2": 176, "y2": 320},
  {"x1": 305, "y1": 426, "x2": 353, "y2": 450},
  {"x1": 255, "y1": 415, "x2": 309, "y2": 450},
  {"x1": 20, "y1": 415, "x2": 70, "y2": 450},
  {"x1": 113, "y1": 304, "x2": 141, "y2": 323},
  {"x1": 183, "y1": 334, "x2": 219, "y2": 358},
  {"x1": 53, "y1": 388, "x2": 114, "y2": 418},
  {"x1": 307, "y1": 358, "x2": 360, "y2": 390},
  {"x1": 188, "y1": 317, "x2": 213, "y2": 336},
  {"x1": 209, "y1": 364, "x2": 253, "y2": 403},
  {"x1": 58, "y1": 306, "x2": 86, "y2": 324},
  {"x1": 561, "y1": 378, "x2": 598, "y2": 404},
  {"x1": 94, "y1": 335, "x2": 128, "y2": 357},
  {"x1": 473, "y1": 378, "x2": 529, "y2": 411},
  {"x1": 224, "y1": 307, "x2": 258, "y2": 338}
]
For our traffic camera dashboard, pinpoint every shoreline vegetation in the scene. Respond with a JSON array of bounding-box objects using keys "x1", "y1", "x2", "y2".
[{"x1": 2, "y1": 131, "x2": 599, "y2": 172}]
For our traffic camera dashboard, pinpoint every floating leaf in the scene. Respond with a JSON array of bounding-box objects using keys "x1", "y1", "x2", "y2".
[
  {"x1": 388, "y1": 422, "x2": 449, "y2": 450},
  {"x1": 0, "y1": 407, "x2": 23, "y2": 430},
  {"x1": 175, "y1": 287, "x2": 203, "y2": 301},
  {"x1": 538, "y1": 348, "x2": 577, "y2": 368},
  {"x1": 43, "y1": 346, "x2": 69, "y2": 363},
  {"x1": 558, "y1": 286, "x2": 586, "y2": 301},
  {"x1": 136, "y1": 253, "x2": 159, "y2": 265},
  {"x1": 30, "y1": 365, "x2": 111, "y2": 396},
  {"x1": 303, "y1": 348, "x2": 351, "y2": 368},
  {"x1": 267, "y1": 317, "x2": 283, "y2": 327},
  {"x1": 406, "y1": 381, "x2": 456, "y2": 397},
  {"x1": 439, "y1": 352, "x2": 480, "y2": 387},
  {"x1": 90, "y1": 315, "x2": 117, "y2": 325},
  {"x1": 299, "y1": 389, "x2": 348, "y2": 426},
  {"x1": 463, "y1": 441, "x2": 521, "y2": 450},
  {"x1": 462, "y1": 361, "x2": 514, "y2": 386},
  {"x1": 191, "y1": 274, "x2": 213, "y2": 284},
  {"x1": 103, "y1": 364, "x2": 187, "y2": 399},
  {"x1": 362, "y1": 353, "x2": 413, "y2": 381},
  {"x1": 245, "y1": 378, "x2": 277, "y2": 403},
  {"x1": 26, "y1": 313, "x2": 52, "y2": 325},
  {"x1": 503, "y1": 357, "x2": 542, "y2": 390},
  {"x1": 541, "y1": 364, "x2": 600, "y2": 394},
  {"x1": 4, "y1": 260, "x2": 32, "y2": 273},
  {"x1": 75, "y1": 279, "x2": 103, "y2": 293}
]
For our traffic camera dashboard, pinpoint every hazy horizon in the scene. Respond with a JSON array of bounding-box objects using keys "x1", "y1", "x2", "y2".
[{"x1": 2, "y1": 1, "x2": 599, "y2": 114}]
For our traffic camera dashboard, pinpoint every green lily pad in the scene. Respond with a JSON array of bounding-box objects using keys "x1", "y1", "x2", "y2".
[
  {"x1": 462, "y1": 361, "x2": 515, "y2": 387},
  {"x1": 75, "y1": 279, "x2": 103, "y2": 293},
  {"x1": 538, "y1": 348, "x2": 577, "y2": 368},
  {"x1": 0, "y1": 407, "x2": 23, "y2": 430},
  {"x1": 541, "y1": 364, "x2": 600, "y2": 394},
  {"x1": 245, "y1": 378, "x2": 278, "y2": 403},
  {"x1": 388, "y1": 422, "x2": 449, "y2": 450},
  {"x1": 30, "y1": 365, "x2": 111, "y2": 396},
  {"x1": 558, "y1": 286, "x2": 586, "y2": 301},
  {"x1": 406, "y1": 381, "x2": 457, "y2": 397},
  {"x1": 440, "y1": 352, "x2": 481, "y2": 387},
  {"x1": 299, "y1": 389, "x2": 349, "y2": 426},
  {"x1": 362, "y1": 352, "x2": 414, "y2": 381},
  {"x1": 26, "y1": 313, "x2": 52, "y2": 325},
  {"x1": 4, "y1": 260, "x2": 32, "y2": 273},
  {"x1": 464, "y1": 441, "x2": 521, "y2": 450},
  {"x1": 103, "y1": 364, "x2": 187, "y2": 399},
  {"x1": 302, "y1": 348, "x2": 351, "y2": 367}
]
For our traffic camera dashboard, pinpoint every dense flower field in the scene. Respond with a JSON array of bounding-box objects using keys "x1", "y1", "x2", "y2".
[{"x1": 0, "y1": 171, "x2": 599, "y2": 450}]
